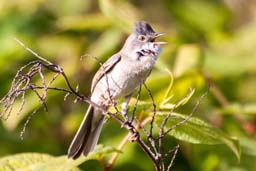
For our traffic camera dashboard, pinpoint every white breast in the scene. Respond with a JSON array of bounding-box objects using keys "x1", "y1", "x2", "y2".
[{"x1": 91, "y1": 50, "x2": 160, "y2": 105}]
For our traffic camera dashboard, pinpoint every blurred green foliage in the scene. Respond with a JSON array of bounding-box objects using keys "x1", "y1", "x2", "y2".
[{"x1": 1, "y1": 0, "x2": 256, "y2": 171}]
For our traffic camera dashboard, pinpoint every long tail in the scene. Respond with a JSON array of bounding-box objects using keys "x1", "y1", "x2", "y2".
[{"x1": 68, "y1": 105, "x2": 104, "y2": 159}]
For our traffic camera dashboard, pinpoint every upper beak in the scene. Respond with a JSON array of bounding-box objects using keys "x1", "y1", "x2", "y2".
[{"x1": 151, "y1": 32, "x2": 167, "y2": 45}]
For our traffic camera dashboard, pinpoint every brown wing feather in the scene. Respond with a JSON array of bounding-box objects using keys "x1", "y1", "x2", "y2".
[{"x1": 91, "y1": 54, "x2": 121, "y2": 93}]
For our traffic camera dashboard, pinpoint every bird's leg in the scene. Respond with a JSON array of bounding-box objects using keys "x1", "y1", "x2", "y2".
[{"x1": 121, "y1": 93, "x2": 133, "y2": 122}]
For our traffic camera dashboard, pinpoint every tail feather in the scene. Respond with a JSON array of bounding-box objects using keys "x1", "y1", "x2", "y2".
[
  {"x1": 82, "y1": 116, "x2": 104, "y2": 156},
  {"x1": 68, "y1": 105, "x2": 104, "y2": 159}
]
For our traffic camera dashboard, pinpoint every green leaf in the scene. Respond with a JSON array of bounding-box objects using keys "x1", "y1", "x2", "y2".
[
  {"x1": 160, "y1": 88, "x2": 195, "y2": 110},
  {"x1": 161, "y1": 69, "x2": 174, "y2": 101},
  {"x1": 0, "y1": 153, "x2": 57, "y2": 171},
  {"x1": 31, "y1": 145, "x2": 118, "y2": 171},
  {"x1": 0, "y1": 145, "x2": 118, "y2": 171},
  {"x1": 156, "y1": 113, "x2": 240, "y2": 161}
]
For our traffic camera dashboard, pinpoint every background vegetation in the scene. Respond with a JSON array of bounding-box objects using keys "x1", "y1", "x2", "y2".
[{"x1": 0, "y1": 0, "x2": 256, "y2": 170}]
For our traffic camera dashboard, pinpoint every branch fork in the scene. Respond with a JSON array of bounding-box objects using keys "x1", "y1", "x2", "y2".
[{"x1": 0, "y1": 38, "x2": 209, "y2": 171}]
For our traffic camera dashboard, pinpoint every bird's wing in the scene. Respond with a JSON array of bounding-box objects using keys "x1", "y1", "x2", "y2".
[{"x1": 91, "y1": 54, "x2": 122, "y2": 93}]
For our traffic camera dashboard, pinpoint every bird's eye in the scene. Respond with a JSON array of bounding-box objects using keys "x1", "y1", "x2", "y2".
[{"x1": 138, "y1": 35, "x2": 146, "y2": 42}]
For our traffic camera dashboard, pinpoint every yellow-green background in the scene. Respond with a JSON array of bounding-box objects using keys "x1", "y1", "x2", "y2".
[{"x1": 0, "y1": 0, "x2": 256, "y2": 170}]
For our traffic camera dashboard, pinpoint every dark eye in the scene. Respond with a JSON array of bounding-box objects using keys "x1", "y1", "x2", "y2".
[{"x1": 138, "y1": 35, "x2": 146, "y2": 42}]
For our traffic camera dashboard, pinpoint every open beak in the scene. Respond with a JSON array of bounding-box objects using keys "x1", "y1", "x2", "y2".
[{"x1": 151, "y1": 32, "x2": 167, "y2": 45}]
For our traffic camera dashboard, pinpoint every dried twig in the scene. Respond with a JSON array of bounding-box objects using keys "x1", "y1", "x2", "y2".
[
  {"x1": 143, "y1": 83, "x2": 157, "y2": 138},
  {"x1": 167, "y1": 144, "x2": 179, "y2": 171},
  {"x1": 164, "y1": 87, "x2": 209, "y2": 137},
  {"x1": 130, "y1": 86, "x2": 141, "y2": 123}
]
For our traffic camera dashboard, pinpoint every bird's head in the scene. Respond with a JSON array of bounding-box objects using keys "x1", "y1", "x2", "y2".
[{"x1": 121, "y1": 21, "x2": 166, "y2": 59}]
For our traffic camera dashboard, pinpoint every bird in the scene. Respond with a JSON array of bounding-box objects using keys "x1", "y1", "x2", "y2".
[{"x1": 67, "y1": 21, "x2": 166, "y2": 159}]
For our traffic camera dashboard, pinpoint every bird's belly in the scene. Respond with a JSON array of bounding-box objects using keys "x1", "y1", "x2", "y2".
[
  {"x1": 91, "y1": 68, "x2": 149, "y2": 104},
  {"x1": 104, "y1": 71, "x2": 144, "y2": 98},
  {"x1": 110, "y1": 72, "x2": 142, "y2": 98},
  {"x1": 91, "y1": 57, "x2": 155, "y2": 105}
]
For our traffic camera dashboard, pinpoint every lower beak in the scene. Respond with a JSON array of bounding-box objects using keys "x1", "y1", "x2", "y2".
[
  {"x1": 154, "y1": 41, "x2": 168, "y2": 45},
  {"x1": 152, "y1": 32, "x2": 167, "y2": 45}
]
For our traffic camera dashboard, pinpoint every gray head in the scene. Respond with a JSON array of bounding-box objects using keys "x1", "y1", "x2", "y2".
[{"x1": 121, "y1": 21, "x2": 166, "y2": 58}]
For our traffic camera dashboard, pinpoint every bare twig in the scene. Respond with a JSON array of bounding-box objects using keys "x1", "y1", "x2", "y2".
[
  {"x1": 143, "y1": 83, "x2": 157, "y2": 138},
  {"x1": 167, "y1": 144, "x2": 179, "y2": 171},
  {"x1": 164, "y1": 88, "x2": 209, "y2": 137},
  {"x1": 130, "y1": 86, "x2": 142, "y2": 123},
  {"x1": 14, "y1": 38, "x2": 53, "y2": 65},
  {"x1": 20, "y1": 107, "x2": 42, "y2": 140}
]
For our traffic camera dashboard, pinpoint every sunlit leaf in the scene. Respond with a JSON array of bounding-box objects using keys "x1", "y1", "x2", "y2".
[
  {"x1": 0, "y1": 145, "x2": 118, "y2": 171},
  {"x1": 156, "y1": 113, "x2": 240, "y2": 161},
  {"x1": 160, "y1": 88, "x2": 195, "y2": 110},
  {"x1": 159, "y1": 69, "x2": 174, "y2": 109},
  {"x1": 0, "y1": 153, "x2": 62, "y2": 171}
]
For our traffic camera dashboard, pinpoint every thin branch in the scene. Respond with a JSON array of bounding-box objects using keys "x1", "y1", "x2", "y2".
[
  {"x1": 14, "y1": 38, "x2": 53, "y2": 65},
  {"x1": 107, "y1": 114, "x2": 146, "y2": 169},
  {"x1": 130, "y1": 86, "x2": 142, "y2": 123},
  {"x1": 164, "y1": 87, "x2": 209, "y2": 137},
  {"x1": 167, "y1": 144, "x2": 179, "y2": 171},
  {"x1": 20, "y1": 107, "x2": 41, "y2": 140},
  {"x1": 143, "y1": 83, "x2": 157, "y2": 139}
]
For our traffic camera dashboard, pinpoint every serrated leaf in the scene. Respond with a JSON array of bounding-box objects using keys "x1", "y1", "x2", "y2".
[
  {"x1": 156, "y1": 113, "x2": 240, "y2": 161},
  {"x1": 0, "y1": 153, "x2": 60, "y2": 171},
  {"x1": 31, "y1": 145, "x2": 118, "y2": 171},
  {"x1": 0, "y1": 145, "x2": 118, "y2": 171}
]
